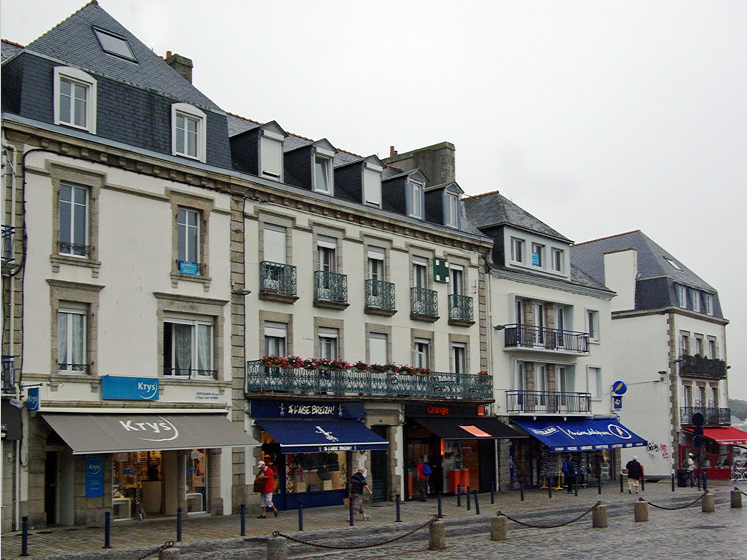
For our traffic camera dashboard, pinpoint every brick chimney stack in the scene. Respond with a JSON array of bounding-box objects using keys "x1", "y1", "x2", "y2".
[
  {"x1": 165, "y1": 51, "x2": 193, "y2": 83},
  {"x1": 390, "y1": 146, "x2": 397, "y2": 157}
]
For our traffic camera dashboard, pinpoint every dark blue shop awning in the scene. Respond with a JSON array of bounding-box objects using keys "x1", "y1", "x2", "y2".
[
  {"x1": 256, "y1": 419, "x2": 388, "y2": 454},
  {"x1": 513, "y1": 418, "x2": 647, "y2": 452}
]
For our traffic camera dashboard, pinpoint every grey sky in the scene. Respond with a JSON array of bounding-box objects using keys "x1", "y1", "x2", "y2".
[{"x1": 3, "y1": 0, "x2": 746, "y2": 399}]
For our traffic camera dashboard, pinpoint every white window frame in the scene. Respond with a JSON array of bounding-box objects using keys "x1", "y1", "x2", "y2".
[
  {"x1": 57, "y1": 306, "x2": 88, "y2": 373},
  {"x1": 531, "y1": 243, "x2": 544, "y2": 267},
  {"x1": 676, "y1": 285, "x2": 687, "y2": 308},
  {"x1": 586, "y1": 309, "x2": 600, "y2": 342},
  {"x1": 510, "y1": 238, "x2": 524, "y2": 263},
  {"x1": 318, "y1": 327, "x2": 339, "y2": 360},
  {"x1": 587, "y1": 366, "x2": 602, "y2": 399},
  {"x1": 703, "y1": 293, "x2": 713, "y2": 315},
  {"x1": 451, "y1": 342, "x2": 467, "y2": 374},
  {"x1": 413, "y1": 338, "x2": 431, "y2": 370},
  {"x1": 412, "y1": 256, "x2": 428, "y2": 289},
  {"x1": 708, "y1": 338, "x2": 717, "y2": 359},
  {"x1": 171, "y1": 103, "x2": 207, "y2": 162},
  {"x1": 313, "y1": 149, "x2": 334, "y2": 194},
  {"x1": 368, "y1": 332, "x2": 388, "y2": 365},
  {"x1": 551, "y1": 248, "x2": 563, "y2": 272},
  {"x1": 680, "y1": 333, "x2": 690, "y2": 356},
  {"x1": 263, "y1": 223, "x2": 287, "y2": 265},
  {"x1": 177, "y1": 207, "x2": 201, "y2": 265},
  {"x1": 58, "y1": 183, "x2": 89, "y2": 257},
  {"x1": 362, "y1": 163, "x2": 383, "y2": 207},
  {"x1": 444, "y1": 193, "x2": 460, "y2": 228},
  {"x1": 259, "y1": 131, "x2": 284, "y2": 180},
  {"x1": 264, "y1": 321, "x2": 287, "y2": 356},
  {"x1": 54, "y1": 66, "x2": 97, "y2": 133},
  {"x1": 514, "y1": 361, "x2": 527, "y2": 391},
  {"x1": 367, "y1": 246, "x2": 385, "y2": 281},
  {"x1": 163, "y1": 316, "x2": 215, "y2": 379},
  {"x1": 694, "y1": 336, "x2": 704, "y2": 356},
  {"x1": 407, "y1": 181, "x2": 424, "y2": 219},
  {"x1": 690, "y1": 289, "x2": 700, "y2": 312}
]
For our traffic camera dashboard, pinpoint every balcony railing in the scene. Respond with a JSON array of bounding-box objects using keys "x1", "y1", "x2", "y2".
[
  {"x1": 59, "y1": 241, "x2": 90, "y2": 257},
  {"x1": 448, "y1": 294, "x2": 474, "y2": 323},
  {"x1": 680, "y1": 406, "x2": 731, "y2": 426},
  {"x1": 260, "y1": 261, "x2": 297, "y2": 296},
  {"x1": 245, "y1": 361, "x2": 492, "y2": 401},
  {"x1": 506, "y1": 390, "x2": 592, "y2": 414},
  {"x1": 411, "y1": 287, "x2": 438, "y2": 318},
  {"x1": 163, "y1": 368, "x2": 217, "y2": 379},
  {"x1": 503, "y1": 324, "x2": 589, "y2": 353},
  {"x1": 314, "y1": 271, "x2": 348, "y2": 304},
  {"x1": 679, "y1": 356, "x2": 727, "y2": 379},
  {"x1": 2, "y1": 225, "x2": 15, "y2": 263},
  {"x1": 57, "y1": 363, "x2": 90, "y2": 374},
  {"x1": 2, "y1": 356, "x2": 15, "y2": 392},
  {"x1": 365, "y1": 279, "x2": 395, "y2": 312}
]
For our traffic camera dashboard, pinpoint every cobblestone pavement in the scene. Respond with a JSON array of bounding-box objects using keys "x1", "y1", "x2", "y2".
[{"x1": 2, "y1": 480, "x2": 744, "y2": 559}]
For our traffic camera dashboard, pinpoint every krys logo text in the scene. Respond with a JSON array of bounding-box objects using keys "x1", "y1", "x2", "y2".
[{"x1": 119, "y1": 417, "x2": 179, "y2": 442}]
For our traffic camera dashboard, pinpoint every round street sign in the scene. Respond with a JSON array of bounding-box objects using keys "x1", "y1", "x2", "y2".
[
  {"x1": 611, "y1": 381, "x2": 627, "y2": 395},
  {"x1": 692, "y1": 412, "x2": 705, "y2": 427}
]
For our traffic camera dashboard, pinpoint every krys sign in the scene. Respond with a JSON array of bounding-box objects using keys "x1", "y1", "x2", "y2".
[
  {"x1": 101, "y1": 376, "x2": 159, "y2": 401},
  {"x1": 119, "y1": 417, "x2": 179, "y2": 442}
]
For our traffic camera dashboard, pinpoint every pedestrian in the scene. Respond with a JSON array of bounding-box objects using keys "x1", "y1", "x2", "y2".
[
  {"x1": 255, "y1": 460, "x2": 278, "y2": 518},
  {"x1": 349, "y1": 466, "x2": 372, "y2": 520},
  {"x1": 684, "y1": 453, "x2": 695, "y2": 487},
  {"x1": 561, "y1": 455, "x2": 576, "y2": 493},
  {"x1": 625, "y1": 456, "x2": 644, "y2": 494},
  {"x1": 415, "y1": 456, "x2": 431, "y2": 501}
]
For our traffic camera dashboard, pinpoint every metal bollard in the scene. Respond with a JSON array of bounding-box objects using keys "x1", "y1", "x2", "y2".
[
  {"x1": 20, "y1": 516, "x2": 29, "y2": 557},
  {"x1": 457, "y1": 485, "x2": 462, "y2": 507},
  {"x1": 634, "y1": 500, "x2": 649, "y2": 522},
  {"x1": 574, "y1": 475, "x2": 578, "y2": 497},
  {"x1": 697, "y1": 472, "x2": 701, "y2": 490},
  {"x1": 641, "y1": 476, "x2": 645, "y2": 492},
  {"x1": 731, "y1": 488, "x2": 743, "y2": 509},
  {"x1": 395, "y1": 493, "x2": 401, "y2": 522},
  {"x1": 620, "y1": 474, "x2": 624, "y2": 493},
  {"x1": 298, "y1": 501, "x2": 304, "y2": 532},
  {"x1": 598, "y1": 476, "x2": 602, "y2": 495},
  {"x1": 672, "y1": 472, "x2": 675, "y2": 492},
  {"x1": 548, "y1": 481, "x2": 552, "y2": 498},
  {"x1": 349, "y1": 494, "x2": 355, "y2": 526},
  {"x1": 490, "y1": 481, "x2": 495, "y2": 504},
  {"x1": 103, "y1": 511, "x2": 112, "y2": 548},
  {"x1": 176, "y1": 507, "x2": 182, "y2": 542},
  {"x1": 267, "y1": 536, "x2": 288, "y2": 560},
  {"x1": 428, "y1": 519, "x2": 446, "y2": 550},
  {"x1": 491, "y1": 514, "x2": 507, "y2": 541},
  {"x1": 592, "y1": 504, "x2": 608, "y2": 528},
  {"x1": 437, "y1": 493, "x2": 443, "y2": 518},
  {"x1": 466, "y1": 487, "x2": 471, "y2": 511},
  {"x1": 474, "y1": 490, "x2": 480, "y2": 515},
  {"x1": 520, "y1": 482, "x2": 525, "y2": 501},
  {"x1": 702, "y1": 472, "x2": 708, "y2": 492},
  {"x1": 160, "y1": 549, "x2": 180, "y2": 560},
  {"x1": 702, "y1": 491, "x2": 715, "y2": 513},
  {"x1": 240, "y1": 504, "x2": 246, "y2": 536}
]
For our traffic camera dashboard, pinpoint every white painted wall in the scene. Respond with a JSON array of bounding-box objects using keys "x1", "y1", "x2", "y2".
[{"x1": 604, "y1": 249, "x2": 637, "y2": 312}]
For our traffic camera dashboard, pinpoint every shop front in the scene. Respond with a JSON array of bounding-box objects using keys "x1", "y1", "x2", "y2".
[
  {"x1": 681, "y1": 425, "x2": 747, "y2": 480},
  {"x1": 511, "y1": 417, "x2": 647, "y2": 488},
  {"x1": 250, "y1": 400, "x2": 388, "y2": 510},
  {"x1": 404, "y1": 404, "x2": 523, "y2": 498},
  {"x1": 39, "y1": 411, "x2": 256, "y2": 523}
]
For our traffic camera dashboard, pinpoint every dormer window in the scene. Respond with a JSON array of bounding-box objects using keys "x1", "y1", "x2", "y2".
[
  {"x1": 260, "y1": 129, "x2": 284, "y2": 181},
  {"x1": 54, "y1": 67, "x2": 97, "y2": 133},
  {"x1": 444, "y1": 192, "x2": 460, "y2": 228},
  {"x1": 511, "y1": 238, "x2": 524, "y2": 263},
  {"x1": 363, "y1": 162, "x2": 383, "y2": 207},
  {"x1": 313, "y1": 147, "x2": 334, "y2": 194},
  {"x1": 94, "y1": 28, "x2": 136, "y2": 62},
  {"x1": 531, "y1": 243, "x2": 544, "y2": 267},
  {"x1": 171, "y1": 103, "x2": 206, "y2": 162},
  {"x1": 408, "y1": 181, "x2": 424, "y2": 219}
]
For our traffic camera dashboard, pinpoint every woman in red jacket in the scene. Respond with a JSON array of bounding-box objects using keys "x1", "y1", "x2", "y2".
[{"x1": 256, "y1": 461, "x2": 279, "y2": 518}]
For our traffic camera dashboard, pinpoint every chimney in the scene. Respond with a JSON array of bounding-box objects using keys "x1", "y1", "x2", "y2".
[
  {"x1": 382, "y1": 141, "x2": 455, "y2": 186},
  {"x1": 165, "y1": 51, "x2": 193, "y2": 83},
  {"x1": 390, "y1": 146, "x2": 397, "y2": 157}
]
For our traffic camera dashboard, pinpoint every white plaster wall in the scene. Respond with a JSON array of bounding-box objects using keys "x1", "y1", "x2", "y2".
[{"x1": 603, "y1": 249, "x2": 637, "y2": 312}]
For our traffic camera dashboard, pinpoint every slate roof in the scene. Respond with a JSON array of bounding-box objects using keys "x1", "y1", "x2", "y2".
[
  {"x1": 571, "y1": 230, "x2": 717, "y2": 292},
  {"x1": 1, "y1": 40, "x2": 23, "y2": 62},
  {"x1": 21, "y1": 2, "x2": 222, "y2": 113},
  {"x1": 463, "y1": 190, "x2": 572, "y2": 243}
]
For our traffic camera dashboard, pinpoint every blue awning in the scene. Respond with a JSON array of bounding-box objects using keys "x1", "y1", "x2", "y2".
[
  {"x1": 513, "y1": 418, "x2": 647, "y2": 452},
  {"x1": 255, "y1": 419, "x2": 388, "y2": 454}
]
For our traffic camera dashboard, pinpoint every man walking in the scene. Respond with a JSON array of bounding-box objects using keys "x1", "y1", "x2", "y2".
[
  {"x1": 562, "y1": 456, "x2": 576, "y2": 493},
  {"x1": 625, "y1": 456, "x2": 644, "y2": 494},
  {"x1": 255, "y1": 460, "x2": 279, "y2": 518},
  {"x1": 416, "y1": 456, "x2": 431, "y2": 501},
  {"x1": 350, "y1": 466, "x2": 372, "y2": 520}
]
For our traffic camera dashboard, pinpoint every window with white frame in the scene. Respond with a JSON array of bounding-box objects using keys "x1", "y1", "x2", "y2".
[
  {"x1": 514, "y1": 361, "x2": 526, "y2": 390},
  {"x1": 318, "y1": 327, "x2": 339, "y2": 360},
  {"x1": 587, "y1": 366, "x2": 602, "y2": 399},
  {"x1": 515, "y1": 298, "x2": 524, "y2": 324},
  {"x1": 54, "y1": 66, "x2": 97, "y2": 133},
  {"x1": 317, "y1": 236, "x2": 337, "y2": 273},
  {"x1": 535, "y1": 364, "x2": 548, "y2": 393},
  {"x1": 171, "y1": 103, "x2": 206, "y2": 162},
  {"x1": 676, "y1": 285, "x2": 687, "y2": 308},
  {"x1": 177, "y1": 207, "x2": 201, "y2": 272},
  {"x1": 363, "y1": 164, "x2": 382, "y2": 207},
  {"x1": 533, "y1": 303, "x2": 545, "y2": 344},
  {"x1": 587, "y1": 310, "x2": 600, "y2": 342},
  {"x1": 695, "y1": 336, "x2": 704, "y2": 356},
  {"x1": 531, "y1": 243, "x2": 544, "y2": 267},
  {"x1": 368, "y1": 247, "x2": 385, "y2": 281},
  {"x1": 703, "y1": 293, "x2": 713, "y2": 315},
  {"x1": 449, "y1": 265, "x2": 464, "y2": 296},
  {"x1": 680, "y1": 333, "x2": 690, "y2": 356},
  {"x1": 555, "y1": 307, "x2": 566, "y2": 347},
  {"x1": 58, "y1": 306, "x2": 88, "y2": 373},
  {"x1": 683, "y1": 385, "x2": 692, "y2": 408},
  {"x1": 263, "y1": 224, "x2": 287, "y2": 265},
  {"x1": 94, "y1": 28, "x2": 136, "y2": 61},
  {"x1": 551, "y1": 248, "x2": 563, "y2": 272},
  {"x1": 260, "y1": 132, "x2": 284, "y2": 180},
  {"x1": 412, "y1": 256, "x2": 428, "y2": 289},
  {"x1": 510, "y1": 238, "x2": 524, "y2": 263},
  {"x1": 708, "y1": 338, "x2": 717, "y2": 359},
  {"x1": 313, "y1": 154, "x2": 333, "y2": 194},
  {"x1": 557, "y1": 366, "x2": 575, "y2": 393},
  {"x1": 451, "y1": 342, "x2": 467, "y2": 374},
  {"x1": 711, "y1": 387, "x2": 719, "y2": 409},
  {"x1": 59, "y1": 183, "x2": 89, "y2": 257},
  {"x1": 690, "y1": 289, "x2": 700, "y2": 312},
  {"x1": 163, "y1": 317, "x2": 215, "y2": 378},
  {"x1": 264, "y1": 322, "x2": 287, "y2": 357},
  {"x1": 413, "y1": 338, "x2": 430, "y2": 370},
  {"x1": 408, "y1": 181, "x2": 424, "y2": 219},
  {"x1": 444, "y1": 193, "x2": 460, "y2": 228},
  {"x1": 368, "y1": 332, "x2": 388, "y2": 365}
]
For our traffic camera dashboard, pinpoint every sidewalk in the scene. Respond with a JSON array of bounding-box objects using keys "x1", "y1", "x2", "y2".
[{"x1": 2, "y1": 480, "x2": 742, "y2": 559}]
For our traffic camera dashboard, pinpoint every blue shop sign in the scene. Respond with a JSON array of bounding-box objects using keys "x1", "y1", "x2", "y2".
[
  {"x1": 85, "y1": 457, "x2": 105, "y2": 497},
  {"x1": 27, "y1": 387, "x2": 40, "y2": 411},
  {"x1": 250, "y1": 400, "x2": 364, "y2": 419},
  {"x1": 101, "y1": 376, "x2": 159, "y2": 401},
  {"x1": 613, "y1": 396, "x2": 623, "y2": 409}
]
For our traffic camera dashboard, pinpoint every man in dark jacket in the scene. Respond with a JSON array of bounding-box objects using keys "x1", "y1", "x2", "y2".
[
  {"x1": 562, "y1": 456, "x2": 577, "y2": 493},
  {"x1": 625, "y1": 456, "x2": 644, "y2": 494},
  {"x1": 350, "y1": 466, "x2": 372, "y2": 520}
]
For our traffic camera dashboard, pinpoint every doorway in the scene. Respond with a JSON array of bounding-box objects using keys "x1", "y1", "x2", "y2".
[
  {"x1": 44, "y1": 452, "x2": 58, "y2": 525},
  {"x1": 370, "y1": 426, "x2": 388, "y2": 502}
]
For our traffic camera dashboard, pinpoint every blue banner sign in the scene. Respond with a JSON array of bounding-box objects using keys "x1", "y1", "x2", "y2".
[
  {"x1": 85, "y1": 457, "x2": 104, "y2": 497},
  {"x1": 250, "y1": 400, "x2": 364, "y2": 419},
  {"x1": 27, "y1": 387, "x2": 40, "y2": 411},
  {"x1": 101, "y1": 376, "x2": 159, "y2": 401},
  {"x1": 178, "y1": 261, "x2": 199, "y2": 275}
]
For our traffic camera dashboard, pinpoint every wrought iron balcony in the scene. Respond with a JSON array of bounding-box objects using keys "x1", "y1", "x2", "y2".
[
  {"x1": 506, "y1": 390, "x2": 592, "y2": 414},
  {"x1": 260, "y1": 261, "x2": 297, "y2": 298},
  {"x1": 680, "y1": 406, "x2": 731, "y2": 426},
  {"x1": 245, "y1": 361, "x2": 492, "y2": 401},
  {"x1": 448, "y1": 294, "x2": 474, "y2": 325},
  {"x1": 678, "y1": 356, "x2": 727, "y2": 379},
  {"x1": 365, "y1": 279, "x2": 396, "y2": 314},
  {"x1": 314, "y1": 271, "x2": 348, "y2": 307},
  {"x1": 2, "y1": 356, "x2": 15, "y2": 392},
  {"x1": 503, "y1": 324, "x2": 589, "y2": 353},
  {"x1": 59, "y1": 241, "x2": 90, "y2": 257},
  {"x1": 410, "y1": 287, "x2": 438, "y2": 320},
  {"x1": 2, "y1": 225, "x2": 15, "y2": 263}
]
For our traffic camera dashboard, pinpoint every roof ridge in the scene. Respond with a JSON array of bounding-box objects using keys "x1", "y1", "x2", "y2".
[
  {"x1": 225, "y1": 111, "x2": 262, "y2": 126},
  {"x1": 571, "y1": 229, "x2": 641, "y2": 247},
  {"x1": 1, "y1": 39, "x2": 25, "y2": 48},
  {"x1": 463, "y1": 189, "x2": 501, "y2": 201}
]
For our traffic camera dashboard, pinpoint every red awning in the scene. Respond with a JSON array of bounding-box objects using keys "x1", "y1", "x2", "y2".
[{"x1": 685, "y1": 426, "x2": 747, "y2": 445}]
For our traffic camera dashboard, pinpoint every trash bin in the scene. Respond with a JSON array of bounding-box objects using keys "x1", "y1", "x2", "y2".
[{"x1": 676, "y1": 469, "x2": 689, "y2": 488}]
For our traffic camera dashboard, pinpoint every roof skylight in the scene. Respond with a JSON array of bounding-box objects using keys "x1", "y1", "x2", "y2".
[
  {"x1": 94, "y1": 28, "x2": 136, "y2": 62},
  {"x1": 664, "y1": 257, "x2": 682, "y2": 271}
]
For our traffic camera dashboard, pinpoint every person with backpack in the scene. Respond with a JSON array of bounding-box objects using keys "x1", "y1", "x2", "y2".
[
  {"x1": 625, "y1": 456, "x2": 644, "y2": 494},
  {"x1": 561, "y1": 455, "x2": 576, "y2": 493},
  {"x1": 416, "y1": 456, "x2": 432, "y2": 501}
]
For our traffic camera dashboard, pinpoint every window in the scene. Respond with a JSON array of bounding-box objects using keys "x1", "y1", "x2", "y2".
[
  {"x1": 690, "y1": 289, "x2": 700, "y2": 313},
  {"x1": 171, "y1": 103, "x2": 206, "y2": 162},
  {"x1": 264, "y1": 322, "x2": 287, "y2": 356},
  {"x1": 363, "y1": 164, "x2": 382, "y2": 207},
  {"x1": 413, "y1": 338, "x2": 430, "y2": 370},
  {"x1": 368, "y1": 333, "x2": 388, "y2": 365},
  {"x1": 444, "y1": 193, "x2": 460, "y2": 228},
  {"x1": 535, "y1": 364, "x2": 548, "y2": 393},
  {"x1": 531, "y1": 243, "x2": 544, "y2": 267},
  {"x1": 177, "y1": 207, "x2": 201, "y2": 273},
  {"x1": 163, "y1": 317, "x2": 215, "y2": 378},
  {"x1": 317, "y1": 236, "x2": 337, "y2": 273},
  {"x1": 368, "y1": 247, "x2": 385, "y2": 281},
  {"x1": 94, "y1": 28, "x2": 136, "y2": 61},
  {"x1": 555, "y1": 307, "x2": 566, "y2": 347},
  {"x1": 260, "y1": 132, "x2": 284, "y2": 180},
  {"x1": 514, "y1": 361, "x2": 527, "y2": 391},
  {"x1": 408, "y1": 181, "x2": 424, "y2": 219},
  {"x1": 708, "y1": 338, "x2": 717, "y2": 359},
  {"x1": 703, "y1": 293, "x2": 713, "y2": 315},
  {"x1": 533, "y1": 303, "x2": 545, "y2": 344},
  {"x1": 683, "y1": 385, "x2": 692, "y2": 408},
  {"x1": 449, "y1": 265, "x2": 464, "y2": 296},
  {"x1": 587, "y1": 310, "x2": 600, "y2": 342},
  {"x1": 511, "y1": 238, "x2": 524, "y2": 263},
  {"x1": 58, "y1": 307, "x2": 87, "y2": 373},
  {"x1": 676, "y1": 285, "x2": 687, "y2": 308},
  {"x1": 515, "y1": 299, "x2": 524, "y2": 324},
  {"x1": 587, "y1": 367, "x2": 602, "y2": 399},
  {"x1": 557, "y1": 366, "x2": 574, "y2": 393},
  {"x1": 412, "y1": 257, "x2": 428, "y2": 289},
  {"x1": 263, "y1": 224, "x2": 287, "y2": 265},
  {"x1": 451, "y1": 343, "x2": 467, "y2": 374},
  {"x1": 59, "y1": 183, "x2": 89, "y2": 257},
  {"x1": 680, "y1": 333, "x2": 690, "y2": 356},
  {"x1": 711, "y1": 387, "x2": 719, "y2": 409},
  {"x1": 54, "y1": 67, "x2": 97, "y2": 133},
  {"x1": 551, "y1": 248, "x2": 563, "y2": 272},
  {"x1": 313, "y1": 155, "x2": 332, "y2": 194},
  {"x1": 318, "y1": 328, "x2": 339, "y2": 360},
  {"x1": 695, "y1": 336, "x2": 704, "y2": 356},
  {"x1": 664, "y1": 257, "x2": 682, "y2": 271}
]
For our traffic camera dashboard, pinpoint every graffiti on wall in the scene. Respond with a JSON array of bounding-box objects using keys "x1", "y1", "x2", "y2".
[{"x1": 647, "y1": 442, "x2": 670, "y2": 460}]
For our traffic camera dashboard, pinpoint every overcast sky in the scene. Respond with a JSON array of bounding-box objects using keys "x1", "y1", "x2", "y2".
[{"x1": 3, "y1": 1, "x2": 746, "y2": 400}]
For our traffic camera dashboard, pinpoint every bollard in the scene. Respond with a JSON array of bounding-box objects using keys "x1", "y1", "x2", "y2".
[
  {"x1": 620, "y1": 474, "x2": 624, "y2": 493},
  {"x1": 240, "y1": 504, "x2": 246, "y2": 536},
  {"x1": 267, "y1": 536, "x2": 288, "y2": 560},
  {"x1": 395, "y1": 493, "x2": 401, "y2": 522},
  {"x1": 160, "y1": 549, "x2": 180, "y2": 560},
  {"x1": 592, "y1": 504, "x2": 608, "y2": 528},
  {"x1": 349, "y1": 494, "x2": 355, "y2": 526},
  {"x1": 634, "y1": 500, "x2": 649, "y2": 522},
  {"x1": 731, "y1": 488, "x2": 743, "y2": 509},
  {"x1": 548, "y1": 481, "x2": 552, "y2": 499},
  {"x1": 103, "y1": 510, "x2": 112, "y2": 549},
  {"x1": 671, "y1": 472, "x2": 675, "y2": 492},
  {"x1": 520, "y1": 482, "x2": 525, "y2": 502},
  {"x1": 457, "y1": 485, "x2": 462, "y2": 507},
  {"x1": 176, "y1": 507, "x2": 183, "y2": 542},
  {"x1": 702, "y1": 491, "x2": 715, "y2": 513},
  {"x1": 641, "y1": 476, "x2": 645, "y2": 492},
  {"x1": 702, "y1": 472, "x2": 708, "y2": 492},
  {"x1": 696, "y1": 472, "x2": 701, "y2": 490},
  {"x1": 20, "y1": 516, "x2": 29, "y2": 557},
  {"x1": 490, "y1": 481, "x2": 495, "y2": 504},
  {"x1": 491, "y1": 514, "x2": 508, "y2": 541},
  {"x1": 437, "y1": 493, "x2": 443, "y2": 518},
  {"x1": 598, "y1": 476, "x2": 602, "y2": 495},
  {"x1": 428, "y1": 519, "x2": 446, "y2": 550},
  {"x1": 466, "y1": 487, "x2": 471, "y2": 511},
  {"x1": 574, "y1": 475, "x2": 578, "y2": 497},
  {"x1": 474, "y1": 490, "x2": 480, "y2": 515},
  {"x1": 298, "y1": 501, "x2": 304, "y2": 532}
]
